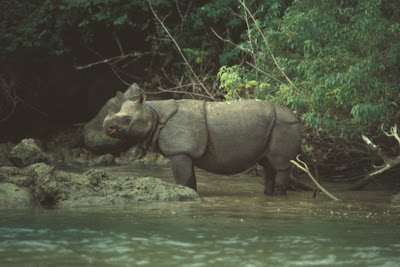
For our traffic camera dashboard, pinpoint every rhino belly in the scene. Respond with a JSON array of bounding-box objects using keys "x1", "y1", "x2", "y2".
[
  {"x1": 193, "y1": 145, "x2": 264, "y2": 175},
  {"x1": 193, "y1": 101, "x2": 274, "y2": 175}
]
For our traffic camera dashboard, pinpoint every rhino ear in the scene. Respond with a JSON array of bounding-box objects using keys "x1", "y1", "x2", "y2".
[
  {"x1": 138, "y1": 92, "x2": 146, "y2": 105},
  {"x1": 116, "y1": 91, "x2": 128, "y2": 104}
]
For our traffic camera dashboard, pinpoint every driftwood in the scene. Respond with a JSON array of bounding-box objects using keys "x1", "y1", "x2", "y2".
[
  {"x1": 291, "y1": 155, "x2": 340, "y2": 201},
  {"x1": 350, "y1": 125, "x2": 400, "y2": 190}
]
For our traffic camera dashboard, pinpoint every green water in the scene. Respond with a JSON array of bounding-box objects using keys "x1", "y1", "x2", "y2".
[
  {"x1": 1, "y1": 203, "x2": 400, "y2": 266},
  {"x1": 1, "y1": 166, "x2": 400, "y2": 266}
]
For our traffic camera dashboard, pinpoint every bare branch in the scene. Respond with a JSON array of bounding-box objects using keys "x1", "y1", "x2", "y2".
[
  {"x1": 0, "y1": 75, "x2": 21, "y2": 122},
  {"x1": 175, "y1": 0, "x2": 185, "y2": 31},
  {"x1": 245, "y1": 62, "x2": 283, "y2": 85},
  {"x1": 154, "y1": 85, "x2": 216, "y2": 100},
  {"x1": 75, "y1": 51, "x2": 151, "y2": 70},
  {"x1": 238, "y1": 0, "x2": 298, "y2": 90},
  {"x1": 211, "y1": 28, "x2": 251, "y2": 53},
  {"x1": 291, "y1": 155, "x2": 340, "y2": 201},
  {"x1": 148, "y1": 1, "x2": 216, "y2": 101},
  {"x1": 382, "y1": 124, "x2": 400, "y2": 145},
  {"x1": 242, "y1": 0, "x2": 258, "y2": 81},
  {"x1": 351, "y1": 130, "x2": 400, "y2": 190},
  {"x1": 113, "y1": 32, "x2": 124, "y2": 56}
]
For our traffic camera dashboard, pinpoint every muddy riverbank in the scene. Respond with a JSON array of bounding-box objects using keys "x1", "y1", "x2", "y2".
[
  {"x1": 75, "y1": 165, "x2": 400, "y2": 225},
  {"x1": 1, "y1": 164, "x2": 400, "y2": 266},
  {"x1": 1, "y1": 159, "x2": 400, "y2": 225}
]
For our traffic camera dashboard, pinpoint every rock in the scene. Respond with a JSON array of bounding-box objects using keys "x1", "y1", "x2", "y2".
[
  {"x1": 8, "y1": 139, "x2": 52, "y2": 167},
  {"x1": 118, "y1": 146, "x2": 146, "y2": 162},
  {"x1": 0, "y1": 163, "x2": 200, "y2": 209},
  {"x1": 83, "y1": 83, "x2": 141, "y2": 153},
  {"x1": 0, "y1": 183, "x2": 31, "y2": 209},
  {"x1": 115, "y1": 147, "x2": 169, "y2": 166},
  {"x1": 89, "y1": 153, "x2": 115, "y2": 166},
  {"x1": 0, "y1": 166, "x2": 33, "y2": 187},
  {"x1": 135, "y1": 151, "x2": 170, "y2": 166},
  {"x1": 0, "y1": 142, "x2": 14, "y2": 166},
  {"x1": 45, "y1": 126, "x2": 85, "y2": 164},
  {"x1": 116, "y1": 176, "x2": 199, "y2": 202},
  {"x1": 392, "y1": 193, "x2": 400, "y2": 204}
]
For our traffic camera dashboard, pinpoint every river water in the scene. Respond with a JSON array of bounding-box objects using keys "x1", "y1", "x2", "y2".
[{"x1": 1, "y1": 166, "x2": 400, "y2": 266}]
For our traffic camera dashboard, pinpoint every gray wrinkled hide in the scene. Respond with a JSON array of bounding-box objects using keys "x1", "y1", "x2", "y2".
[
  {"x1": 194, "y1": 100, "x2": 276, "y2": 173},
  {"x1": 156, "y1": 100, "x2": 207, "y2": 159},
  {"x1": 103, "y1": 95, "x2": 301, "y2": 195}
]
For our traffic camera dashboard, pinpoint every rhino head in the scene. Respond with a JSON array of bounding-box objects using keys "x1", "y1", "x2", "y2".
[{"x1": 103, "y1": 92, "x2": 155, "y2": 145}]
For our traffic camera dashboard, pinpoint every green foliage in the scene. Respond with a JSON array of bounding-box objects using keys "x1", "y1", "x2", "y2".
[
  {"x1": 2, "y1": 0, "x2": 400, "y2": 137},
  {"x1": 218, "y1": 66, "x2": 244, "y2": 100},
  {"x1": 0, "y1": 0, "x2": 246, "y2": 61},
  {"x1": 218, "y1": 65, "x2": 273, "y2": 101},
  {"x1": 218, "y1": 0, "x2": 400, "y2": 136}
]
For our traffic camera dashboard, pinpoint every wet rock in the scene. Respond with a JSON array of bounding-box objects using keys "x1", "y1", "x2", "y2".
[
  {"x1": 89, "y1": 153, "x2": 115, "y2": 166},
  {"x1": 0, "y1": 166, "x2": 33, "y2": 187},
  {"x1": 8, "y1": 139, "x2": 52, "y2": 167},
  {"x1": 0, "y1": 183, "x2": 31, "y2": 209},
  {"x1": 83, "y1": 83, "x2": 141, "y2": 153},
  {"x1": 45, "y1": 126, "x2": 85, "y2": 164},
  {"x1": 115, "y1": 147, "x2": 169, "y2": 166},
  {"x1": 392, "y1": 193, "x2": 400, "y2": 204},
  {"x1": 117, "y1": 146, "x2": 146, "y2": 163},
  {"x1": 117, "y1": 176, "x2": 198, "y2": 202},
  {"x1": 134, "y1": 151, "x2": 170, "y2": 166},
  {"x1": 0, "y1": 163, "x2": 199, "y2": 209}
]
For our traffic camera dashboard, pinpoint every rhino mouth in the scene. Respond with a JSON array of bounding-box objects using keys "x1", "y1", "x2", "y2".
[{"x1": 105, "y1": 127, "x2": 119, "y2": 138}]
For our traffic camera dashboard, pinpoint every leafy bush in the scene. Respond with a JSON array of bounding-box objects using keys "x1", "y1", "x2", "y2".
[
  {"x1": 218, "y1": 0, "x2": 400, "y2": 136},
  {"x1": 1, "y1": 0, "x2": 399, "y2": 137}
]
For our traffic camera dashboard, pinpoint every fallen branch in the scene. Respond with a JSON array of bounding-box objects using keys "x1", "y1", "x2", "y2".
[
  {"x1": 350, "y1": 126, "x2": 400, "y2": 190},
  {"x1": 291, "y1": 155, "x2": 340, "y2": 201}
]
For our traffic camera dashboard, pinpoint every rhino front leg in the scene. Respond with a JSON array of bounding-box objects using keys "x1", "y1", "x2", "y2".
[{"x1": 169, "y1": 154, "x2": 197, "y2": 191}]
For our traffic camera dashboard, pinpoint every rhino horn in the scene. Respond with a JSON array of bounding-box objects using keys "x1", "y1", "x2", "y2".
[{"x1": 116, "y1": 91, "x2": 128, "y2": 104}]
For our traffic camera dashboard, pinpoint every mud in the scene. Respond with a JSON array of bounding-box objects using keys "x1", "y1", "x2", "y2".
[{"x1": 93, "y1": 165, "x2": 400, "y2": 225}]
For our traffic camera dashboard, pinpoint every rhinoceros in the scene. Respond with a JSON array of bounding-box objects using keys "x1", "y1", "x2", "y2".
[{"x1": 103, "y1": 92, "x2": 301, "y2": 195}]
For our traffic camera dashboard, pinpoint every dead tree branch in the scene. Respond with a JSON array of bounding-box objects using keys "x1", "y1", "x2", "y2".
[
  {"x1": 75, "y1": 51, "x2": 152, "y2": 70},
  {"x1": 350, "y1": 126, "x2": 400, "y2": 190},
  {"x1": 148, "y1": 1, "x2": 216, "y2": 101},
  {"x1": 238, "y1": 0, "x2": 298, "y2": 90},
  {"x1": 291, "y1": 155, "x2": 340, "y2": 201},
  {"x1": 0, "y1": 75, "x2": 21, "y2": 122},
  {"x1": 210, "y1": 28, "x2": 251, "y2": 53}
]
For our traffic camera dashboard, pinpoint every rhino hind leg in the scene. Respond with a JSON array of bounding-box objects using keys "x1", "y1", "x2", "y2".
[
  {"x1": 272, "y1": 168, "x2": 290, "y2": 196},
  {"x1": 263, "y1": 121, "x2": 300, "y2": 196},
  {"x1": 169, "y1": 154, "x2": 197, "y2": 191}
]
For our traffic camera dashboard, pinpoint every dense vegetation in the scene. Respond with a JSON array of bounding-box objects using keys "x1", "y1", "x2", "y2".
[{"x1": 1, "y1": 1, "x2": 399, "y2": 142}]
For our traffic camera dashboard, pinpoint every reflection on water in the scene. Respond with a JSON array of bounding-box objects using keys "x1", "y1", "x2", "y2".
[
  {"x1": 1, "y1": 165, "x2": 400, "y2": 266},
  {"x1": 1, "y1": 205, "x2": 400, "y2": 266}
]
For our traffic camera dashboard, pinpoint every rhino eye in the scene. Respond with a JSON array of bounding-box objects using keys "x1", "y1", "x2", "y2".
[{"x1": 123, "y1": 115, "x2": 131, "y2": 124}]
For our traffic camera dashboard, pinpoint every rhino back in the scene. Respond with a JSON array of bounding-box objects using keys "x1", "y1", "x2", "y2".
[{"x1": 195, "y1": 100, "x2": 276, "y2": 174}]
